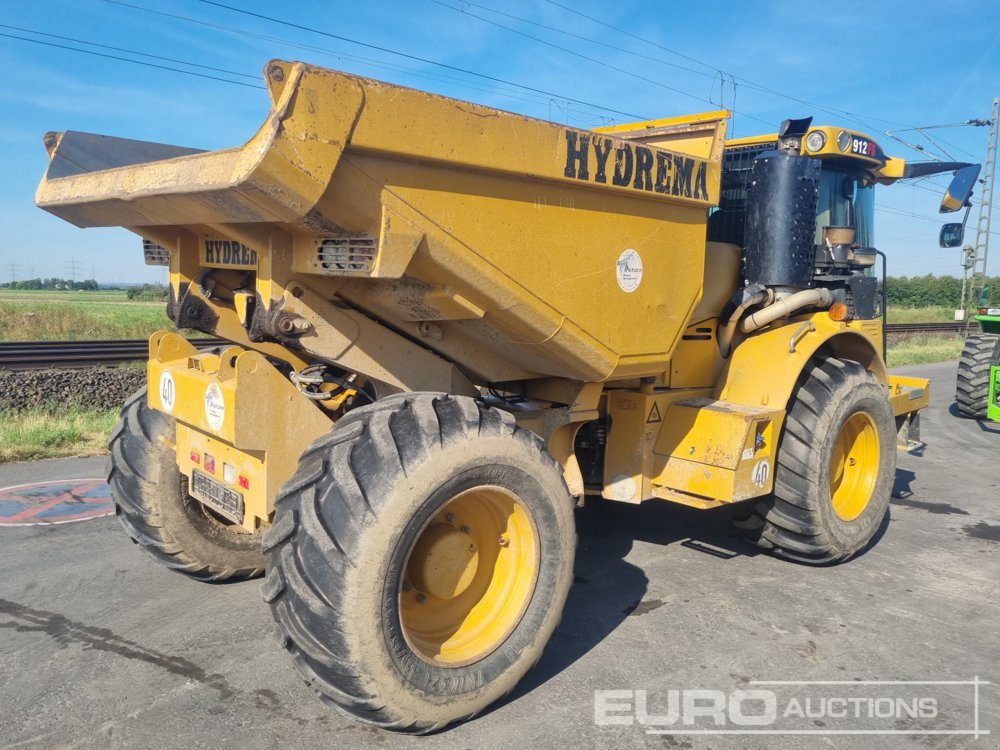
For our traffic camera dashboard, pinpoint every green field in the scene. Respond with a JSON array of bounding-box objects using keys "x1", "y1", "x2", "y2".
[{"x1": 0, "y1": 288, "x2": 174, "y2": 341}]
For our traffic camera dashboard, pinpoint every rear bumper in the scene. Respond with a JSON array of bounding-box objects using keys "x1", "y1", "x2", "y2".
[{"x1": 147, "y1": 331, "x2": 332, "y2": 530}]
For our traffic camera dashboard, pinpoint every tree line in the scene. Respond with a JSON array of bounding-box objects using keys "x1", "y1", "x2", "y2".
[
  {"x1": 126, "y1": 283, "x2": 169, "y2": 300},
  {"x1": 1, "y1": 277, "x2": 98, "y2": 290},
  {"x1": 885, "y1": 275, "x2": 999, "y2": 308}
]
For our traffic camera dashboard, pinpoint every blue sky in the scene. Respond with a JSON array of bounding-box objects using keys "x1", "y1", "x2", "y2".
[{"x1": 0, "y1": 0, "x2": 997, "y2": 283}]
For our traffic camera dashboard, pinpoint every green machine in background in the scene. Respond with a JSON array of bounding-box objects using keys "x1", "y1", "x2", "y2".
[
  {"x1": 989, "y1": 361, "x2": 999, "y2": 423},
  {"x1": 956, "y1": 286, "x2": 1000, "y2": 420}
]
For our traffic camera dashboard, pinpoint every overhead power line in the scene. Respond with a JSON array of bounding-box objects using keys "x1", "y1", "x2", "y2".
[
  {"x1": 196, "y1": 0, "x2": 646, "y2": 120},
  {"x1": 537, "y1": 0, "x2": 918, "y2": 134},
  {"x1": 425, "y1": 0, "x2": 772, "y2": 125},
  {"x1": 0, "y1": 31, "x2": 264, "y2": 89},
  {"x1": 540, "y1": 0, "x2": 718, "y2": 75},
  {"x1": 532, "y1": 0, "x2": 989, "y2": 172},
  {"x1": 877, "y1": 204, "x2": 1000, "y2": 238},
  {"x1": 429, "y1": 0, "x2": 884, "y2": 134},
  {"x1": 0, "y1": 23, "x2": 259, "y2": 81},
  {"x1": 106, "y1": 0, "x2": 615, "y2": 122},
  {"x1": 434, "y1": 0, "x2": 716, "y2": 81}
]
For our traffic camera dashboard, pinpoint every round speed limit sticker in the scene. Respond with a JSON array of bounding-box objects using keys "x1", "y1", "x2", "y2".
[{"x1": 159, "y1": 370, "x2": 176, "y2": 413}]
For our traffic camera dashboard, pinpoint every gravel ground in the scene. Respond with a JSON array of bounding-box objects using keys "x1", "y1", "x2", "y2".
[{"x1": 0, "y1": 367, "x2": 146, "y2": 411}]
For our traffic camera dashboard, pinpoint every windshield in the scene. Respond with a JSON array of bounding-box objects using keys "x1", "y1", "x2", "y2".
[{"x1": 815, "y1": 171, "x2": 875, "y2": 247}]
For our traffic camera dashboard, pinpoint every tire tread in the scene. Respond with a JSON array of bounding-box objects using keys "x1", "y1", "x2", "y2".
[
  {"x1": 264, "y1": 393, "x2": 566, "y2": 733},
  {"x1": 108, "y1": 388, "x2": 264, "y2": 582}
]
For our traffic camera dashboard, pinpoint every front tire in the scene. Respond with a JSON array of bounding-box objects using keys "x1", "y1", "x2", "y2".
[
  {"x1": 262, "y1": 393, "x2": 576, "y2": 733},
  {"x1": 955, "y1": 333, "x2": 1000, "y2": 419},
  {"x1": 108, "y1": 388, "x2": 265, "y2": 581},
  {"x1": 734, "y1": 357, "x2": 896, "y2": 564}
]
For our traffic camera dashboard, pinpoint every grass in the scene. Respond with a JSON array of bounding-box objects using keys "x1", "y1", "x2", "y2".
[
  {"x1": 886, "y1": 305, "x2": 959, "y2": 323},
  {"x1": 886, "y1": 334, "x2": 965, "y2": 367},
  {"x1": 0, "y1": 406, "x2": 117, "y2": 463},
  {"x1": 0, "y1": 289, "x2": 149, "y2": 304},
  {"x1": 0, "y1": 289, "x2": 212, "y2": 341},
  {"x1": 0, "y1": 300, "x2": 173, "y2": 341}
]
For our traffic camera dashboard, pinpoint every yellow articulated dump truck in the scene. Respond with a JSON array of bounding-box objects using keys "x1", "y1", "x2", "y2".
[{"x1": 36, "y1": 60, "x2": 977, "y2": 732}]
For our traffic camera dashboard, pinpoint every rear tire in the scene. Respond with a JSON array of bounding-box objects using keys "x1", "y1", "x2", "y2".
[
  {"x1": 734, "y1": 357, "x2": 896, "y2": 564},
  {"x1": 262, "y1": 393, "x2": 575, "y2": 733},
  {"x1": 955, "y1": 333, "x2": 1000, "y2": 419},
  {"x1": 107, "y1": 388, "x2": 265, "y2": 582}
]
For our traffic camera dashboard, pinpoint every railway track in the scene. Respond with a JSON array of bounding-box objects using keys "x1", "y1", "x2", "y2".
[
  {"x1": 885, "y1": 321, "x2": 979, "y2": 335},
  {"x1": 0, "y1": 323, "x2": 979, "y2": 370},
  {"x1": 0, "y1": 337, "x2": 227, "y2": 370}
]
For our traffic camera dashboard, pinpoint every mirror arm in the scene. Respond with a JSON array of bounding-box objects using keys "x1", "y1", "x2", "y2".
[{"x1": 902, "y1": 161, "x2": 973, "y2": 179}]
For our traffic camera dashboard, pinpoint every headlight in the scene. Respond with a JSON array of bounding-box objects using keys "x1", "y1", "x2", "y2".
[
  {"x1": 837, "y1": 131, "x2": 852, "y2": 152},
  {"x1": 805, "y1": 131, "x2": 827, "y2": 152}
]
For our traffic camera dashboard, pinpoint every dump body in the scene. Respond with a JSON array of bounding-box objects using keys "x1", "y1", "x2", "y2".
[{"x1": 38, "y1": 60, "x2": 726, "y2": 385}]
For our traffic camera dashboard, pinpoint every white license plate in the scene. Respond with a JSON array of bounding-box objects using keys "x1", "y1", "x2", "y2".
[{"x1": 190, "y1": 469, "x2": 244, "y2": 524}]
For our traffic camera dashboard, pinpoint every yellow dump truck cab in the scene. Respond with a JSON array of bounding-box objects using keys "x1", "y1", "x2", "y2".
[{"x1": 37, "y1": 60, "x2": 965, "y2": 733}]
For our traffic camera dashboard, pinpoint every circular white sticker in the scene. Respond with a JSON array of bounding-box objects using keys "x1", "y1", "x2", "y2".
[
  {"x1": 158, "y1": 370, "x2": 176, "y2": 414},
  {"x1": 616, "y1": 248, "x2": 643, "y2": 293},
  {"x1": 204, "y1": 382, "x2": 225, "y2": 431}
]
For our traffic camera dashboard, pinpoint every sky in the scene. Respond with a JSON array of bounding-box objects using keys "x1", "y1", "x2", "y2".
[{"x1": 0, "y1": 0, "x2": 997, "y2": 284}]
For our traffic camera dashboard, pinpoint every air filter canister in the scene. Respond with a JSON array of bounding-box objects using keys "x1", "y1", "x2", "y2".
[{"x1": 742, "y1": 150, "x2": 820, "y2": 288}]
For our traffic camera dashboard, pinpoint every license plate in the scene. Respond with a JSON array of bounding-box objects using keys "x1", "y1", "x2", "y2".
[{"x1": 190, "y1": 469, "x2": 244, "y2": 524}]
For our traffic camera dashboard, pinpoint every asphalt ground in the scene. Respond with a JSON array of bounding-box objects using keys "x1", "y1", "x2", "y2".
[{"x1": 0, "y1": 360, "x2": 997, "y2": 749}]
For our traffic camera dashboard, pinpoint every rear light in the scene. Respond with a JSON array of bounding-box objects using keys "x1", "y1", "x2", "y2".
[
  {"x1": 978, "y1": 307, "x2": 1000, "y2": 316},
  {"x1": 238, "y1": 475, "x2": 250, "y2": 490},
  {"x1": 204, "y1": 454, "x2": 216, "y2": 474},
  {"x1": 190, "y1": 450, "x2": 200, "y2": 465}
]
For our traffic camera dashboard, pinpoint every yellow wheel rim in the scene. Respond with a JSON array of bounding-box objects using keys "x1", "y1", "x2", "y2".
[
  {"x1": 829, "y1": 412, "x2": 880, "y2": 522},
  {"x1": 399, "y1": 486, "x2": 539, "y2": 667}
]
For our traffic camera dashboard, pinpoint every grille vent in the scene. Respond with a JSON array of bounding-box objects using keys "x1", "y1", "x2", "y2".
[
  {"x1": 142, "y1": 239, "x2": 170, "y2": 266},
  {"x1": 313, "y1": 235, "x2": 377, "y2": 275}
]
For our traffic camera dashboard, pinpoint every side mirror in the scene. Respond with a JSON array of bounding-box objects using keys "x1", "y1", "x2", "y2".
[
  {"x1": 939, "y1": 223, "x2": 964, "y2": 248},
  {"x1": 940, "y1": 164, "x2": 981, "y2": 213}
]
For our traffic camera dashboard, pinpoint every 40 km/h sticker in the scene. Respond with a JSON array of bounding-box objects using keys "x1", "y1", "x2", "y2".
[
  {"x1": 616, "y1": 248, "x2": 643, "y2": 293},
  {"x1": 752, "y1": 459, "x2": 771, "y2": 488},
  {"x1": 159, "y1": 370, "x2": 176, "y2": 413}
]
